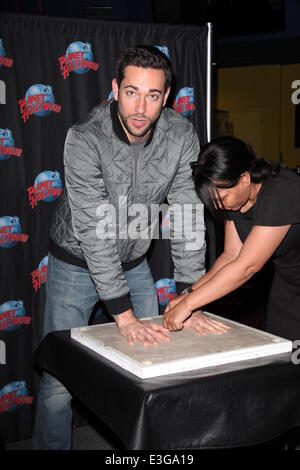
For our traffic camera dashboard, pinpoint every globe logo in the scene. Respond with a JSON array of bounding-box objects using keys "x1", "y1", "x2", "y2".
[
  {"x1": 34, "y1": 171, "x2": 62, "y2": 202},
  {"x1": 0, "y1": 381, "x2": 28, "y2": 413},
  {"x1": 155, "y1": 45, "x2": 170, "y2": 59},
  {"x1": 155, "y1": 278, "x2": 177, "y2": 307},
  {"x1": 0, "y1": 216, "x2": 22, "y2": 249},
  {"x1": 66, "y1": 42, "x2": 93, "y2": 74},
  {"x1": 0, "y1": 300, "x2": 26, "y2": 332},
  {"x1": 0, "y1": 129, "x2": 14, "y2": 161},
  {"x1": 25, "y1": 84, "x2": 55, "y2": 117},
  {"x1": 173, "y1": 87, "x2": 195, "y2": 117}
]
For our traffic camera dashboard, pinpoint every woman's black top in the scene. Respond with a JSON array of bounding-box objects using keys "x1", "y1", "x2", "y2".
[{"x1": 228, "y1": 168, "x2": 300, "y2": 341}]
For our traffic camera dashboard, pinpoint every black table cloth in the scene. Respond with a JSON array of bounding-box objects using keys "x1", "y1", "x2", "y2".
[{"x1": 34, "y1": 331, "x2": 300, "y2": 449}]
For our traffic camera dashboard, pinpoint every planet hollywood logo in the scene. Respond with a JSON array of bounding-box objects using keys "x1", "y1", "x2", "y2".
[
  {"x1": 58, "y1": 41, "x2": 99, "y2": 79},
  {"x1": 31, "y1": 255, "x2": 48, "y2": 292},
  {"x1": 0, "y1": 301, "x2": 31, "y2": 333},
  {"x1": 173, "y1": 87, "x2": 195, "y2": 117},
  {"x1": 0, "y1": 381, "x2": 33, "y2": 413},
  {"x1": 155, "y1": 278, "x2": 177, "y2": 307},
  {"x1": 155, "y1": 45, "x2": 170, "y2": 59},
  {"x1": 18, "y1": 84, "x2": 62, "y2": 123},
  {"x1": 27, "y1": 171, "x2": 62, "y2": 209},
  {"x1": 0, "y1": 129, "x2": 22, "y2": 161},
  {"x1": 0, "y1": 216, "x2": 29, "y2": 248},
  {"x1": 0, "y1": 39, "x2": 13, "y2": 68}
]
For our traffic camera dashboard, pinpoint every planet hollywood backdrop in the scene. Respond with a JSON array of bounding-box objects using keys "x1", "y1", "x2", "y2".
[{"x1": 0, "y1": 12, "x2": 209, "y2": 442}]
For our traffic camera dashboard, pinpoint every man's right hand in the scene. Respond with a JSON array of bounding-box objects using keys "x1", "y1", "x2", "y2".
[{"x1": 114, "y1": 309, "x2": 170, "y2": 346}]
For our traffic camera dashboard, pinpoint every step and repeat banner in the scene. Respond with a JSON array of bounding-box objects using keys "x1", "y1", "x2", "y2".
[{"x1": 0, "y1": 13, "x2": 208, "y2": 443}]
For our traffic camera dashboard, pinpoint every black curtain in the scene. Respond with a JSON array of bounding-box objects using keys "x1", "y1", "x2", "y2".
[{"x1": 0, "y1": 12, "x2": 208, "y2": 443}]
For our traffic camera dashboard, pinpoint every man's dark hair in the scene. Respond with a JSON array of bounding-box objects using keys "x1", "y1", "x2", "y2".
[{"x1": 114, "y1": 45, "x2": 172, "y2": 92}]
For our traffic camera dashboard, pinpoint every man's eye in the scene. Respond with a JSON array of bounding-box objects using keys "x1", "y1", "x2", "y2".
[
  {"x1": 126, "y1": 90, "x2": 136, "y2": 96},
  {"x1": 149, "y1": 94, "x2": 159, "y2": 101}
]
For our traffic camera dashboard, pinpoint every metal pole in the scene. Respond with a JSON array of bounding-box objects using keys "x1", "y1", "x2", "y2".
[{"x1": 206, "y1": 22, "x2": 212, "y2": 142}]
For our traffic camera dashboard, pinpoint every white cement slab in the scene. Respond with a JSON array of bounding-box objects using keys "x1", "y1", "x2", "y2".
[{"x1": 71, "y1": 313, "x2": 292, "y2": 379}]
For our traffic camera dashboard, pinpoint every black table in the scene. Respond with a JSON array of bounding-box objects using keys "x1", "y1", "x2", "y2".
[{"x1": 34, "y1": 331, "x2": 300, "y2": 450}]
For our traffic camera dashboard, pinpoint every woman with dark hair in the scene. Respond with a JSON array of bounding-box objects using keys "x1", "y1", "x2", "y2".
[{"x1": 163, "y1": 136, "x2": 300, "y2": 341}]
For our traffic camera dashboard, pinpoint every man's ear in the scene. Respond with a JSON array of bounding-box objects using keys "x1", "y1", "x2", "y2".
[
  {"x1": 112, "y1": 78, "x2": 119, "y2": 101},
  {"x1": 163, "y1": 87, "x2": 171, "y2": 107}
]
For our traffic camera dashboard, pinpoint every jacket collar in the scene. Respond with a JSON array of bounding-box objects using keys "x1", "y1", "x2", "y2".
[{"x1": 110, "y1": 100, "x2": 156, "y2": 147}]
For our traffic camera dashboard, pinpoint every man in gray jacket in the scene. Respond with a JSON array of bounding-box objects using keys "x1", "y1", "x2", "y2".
[{"x1": 33, "y1": 45, "x2": 207, "y2": 449}]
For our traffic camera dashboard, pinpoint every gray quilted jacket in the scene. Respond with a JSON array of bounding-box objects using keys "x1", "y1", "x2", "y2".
[{"x1": 50, "y1": 101, "x2": 206, "y2": 315}]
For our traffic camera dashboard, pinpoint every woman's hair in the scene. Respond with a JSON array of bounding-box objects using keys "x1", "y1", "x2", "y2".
[
  {"x1": 191, "y1": 136, "x2": 280, "y2": 220},
  {"x1": 114, "y1": 45, "x2": 172, "y2": 92}
]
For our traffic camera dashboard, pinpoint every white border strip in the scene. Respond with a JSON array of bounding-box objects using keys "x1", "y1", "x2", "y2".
[{"x1": 206, "y1": 22, "x2": 212, "y2": 142}]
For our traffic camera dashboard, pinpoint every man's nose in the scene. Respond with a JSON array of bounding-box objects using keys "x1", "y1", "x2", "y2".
[{"x1": 135, "y1": 96, "x2": 147, "y2": 114}]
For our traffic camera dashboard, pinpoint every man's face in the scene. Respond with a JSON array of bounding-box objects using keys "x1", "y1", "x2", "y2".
[{"x1": 112, "y1": 65, "x2": 170, "y2": 143}]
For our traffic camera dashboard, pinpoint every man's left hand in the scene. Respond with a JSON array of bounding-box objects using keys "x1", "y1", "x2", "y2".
[{"x1": 183, "y1": 310, "x2": 230, "y2": 335}]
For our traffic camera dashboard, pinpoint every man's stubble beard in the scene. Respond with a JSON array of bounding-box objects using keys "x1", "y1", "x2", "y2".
[{"x1": 118, "y1": 108, "x2": 161, "y2": 140}]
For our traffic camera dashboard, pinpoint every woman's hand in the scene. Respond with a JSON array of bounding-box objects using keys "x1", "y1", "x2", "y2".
[
  {"x1": 164, "y1": 293, "x2": 188, "y2": 314},
  {"x1": 163, "y1": 296, "x2": 231, "y2": 334},
  {"x1": 163, "y1": 297, "x2": 192, "y2": 331},
  {"x1": 183, "y1": 310, "x2": 230, "y2": 335}
]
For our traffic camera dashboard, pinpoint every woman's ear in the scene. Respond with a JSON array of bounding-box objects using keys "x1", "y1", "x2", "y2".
[{"x1": 240, "y1": 171, "x2": 251, "y2": 186}]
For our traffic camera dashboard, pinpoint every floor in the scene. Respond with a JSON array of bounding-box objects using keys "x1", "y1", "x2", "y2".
[
  {"x1": 4, "y1": 424, "x2": 116, "y2": 450},
  {"x1": 3, "y1": 399, "x2": 123, "y2": 451}
]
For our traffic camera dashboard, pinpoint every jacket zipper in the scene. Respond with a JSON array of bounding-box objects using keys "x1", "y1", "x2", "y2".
[
  {"x1": 131, "y1": 149, "x2": 139, "y2": 203},
  {"x1": 123, "y1": 147, "x2": 141, "y2": 257}
]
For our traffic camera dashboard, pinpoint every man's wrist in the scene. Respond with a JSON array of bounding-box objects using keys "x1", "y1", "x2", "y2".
[
  {"x1": 114, "y1": 309, "x2": 136, "y2": 328},
  {"x1": 103, "y1": 293, "x2": 133, "y2": 317}
]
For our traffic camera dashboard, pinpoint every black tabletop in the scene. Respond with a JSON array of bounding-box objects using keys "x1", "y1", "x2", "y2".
[{"x1": 34, "y1": 330, "x2": 300, "y2": 450}]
